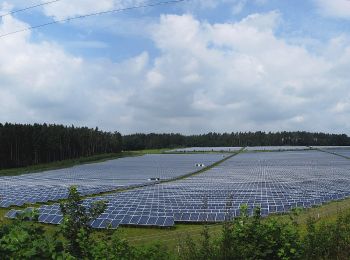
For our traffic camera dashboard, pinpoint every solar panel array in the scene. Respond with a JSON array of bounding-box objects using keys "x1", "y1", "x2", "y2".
[
  {"x1": 168, "y1": 147, "x2": 242, "y2": 152},
  {"x1": 10, "y1": 150, "x2": 350, "y2": 229},
  {"x1": 318, "y1": 147, "x2": 350, "y2": 158},
  {"x1": 245, "y1": 146, "x2": 309, "y2": 151},
  {"x1": 0, "y1": 153, "x2": 226, "y2": 207},
  {"x1": 311, "y1": 146, "x2": 350, "y2": 149}
]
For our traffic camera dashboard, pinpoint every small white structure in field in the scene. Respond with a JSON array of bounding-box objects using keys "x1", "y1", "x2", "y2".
[
  {"x1": 195, "y1": 163, "x2": 205, "y2": 167},
  {"x1": 148, "y1": 177, "x2": 160, "y2": 181}
]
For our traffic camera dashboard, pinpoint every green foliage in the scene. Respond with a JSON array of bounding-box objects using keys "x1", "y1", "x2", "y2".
[
  {"x1": 122, "y1": 131, "x2": 350, "y2": 151},
  {"x1": 60, "y1": 186, "x2": 107, "y2": 258},
  {"x1": 0, "y1": 123, "x2": 122, "y2": 170},
  {"x1": 91, "y1": 233, "x2": 136, "y2": 259},
  {"x1": 223, "y1": 206, "x2": 301, "y2": 260},
  {"x1": 135, "y1": 243, "x2": 170, "y2": 260},
  {"x1": 178, "y1": 234, "x2": 201, "y2": 260},
  {"x1": 0, "y1": 211, "x2": 64, "y2": 259},
  {"x1": 177, "y1": 206, "x2": 350, "y2": 260},
  {"x1": 179, "y1": 205, "x2": 302, "y2": 260},
  {"x1": 303, "y1": 212, "x2": 350, "y2": 259}
]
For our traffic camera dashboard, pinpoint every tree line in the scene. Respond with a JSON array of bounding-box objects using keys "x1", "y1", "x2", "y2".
[
  {"x1": 1, "y1": 187, "x2": 349, "y2": 259},
  {"x1": 122, "y1": 131, "x2": 350, "y2": 150},
  {"x1": 0, "y1": 123, "x2": 122, "y2": 170},
  {"x1": 1, "y1": 122, "x2": 350, "y2": 170}
]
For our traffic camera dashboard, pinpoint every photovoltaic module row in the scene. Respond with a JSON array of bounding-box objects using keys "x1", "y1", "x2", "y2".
[
  {"x1": 169, "y1": 146, "x2": 310, "y2": 153},
  {"x1": 0, "y1": 153, "x2": 227, "y2": 207},
  {"x1": 245, "y1": 146, "x2": 309, "y2": 151},
  {"x1": 168, "y1": 147, "x2": 242, "y2": 152},
  {"x1": 318, "y1": 147, "x2": 350, "y2": 158},
  {"x1": 9, "y1": 149, "x2": 350, "y2": 229}
]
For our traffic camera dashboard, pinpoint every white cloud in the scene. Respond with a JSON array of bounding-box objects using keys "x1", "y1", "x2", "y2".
[
  {"x1": 1, "y1": 10, "x2": 350, "y2": 134},
  {"x1": 127, "y1": 12, "x2": 350, "y2": 133},
  {"x1": 239, "y1": 10, "x2": 281, "y2": 31},
  {"x1": 40, "y1": 0, "x2": 145, "y2": 21},
  {"x1": 0, "y1": 1, "x2": 13, "y2": 15},
  {"x1": 314, "y1": 0, "x2": 350, "y2": 19},
  {"x1": 0, "y1": 12, "x2": 136, "y2": 130}
]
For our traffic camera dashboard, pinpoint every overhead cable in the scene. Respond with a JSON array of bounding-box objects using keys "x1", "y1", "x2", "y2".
[
  {"x1": 0, "y1": 0, "x2": 188, "y2": 38},
  {"x1": 0, "y1": 0, "x2": 63, "y2": 18}
]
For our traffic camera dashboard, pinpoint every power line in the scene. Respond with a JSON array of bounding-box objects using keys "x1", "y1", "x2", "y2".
[
  {"x1": 0, "y1": 0, "x2": 188, "y2": 38},
  {"x1": 0, "y1": 0, "x2": 63, "y2": 18}
]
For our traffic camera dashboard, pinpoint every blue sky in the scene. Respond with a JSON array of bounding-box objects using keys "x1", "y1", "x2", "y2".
[{"x1": 0, "y1": 0, "x2": 350, "y2": 134}]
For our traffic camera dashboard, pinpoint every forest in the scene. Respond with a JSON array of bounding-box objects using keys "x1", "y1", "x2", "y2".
[
  {"x1": 122, "y1": 131, "x2": 350, "y2": 150},
  {"x1": 1, "y1": 122, "x2": 350, "y2": 170},
  {"x1": 0, "y1": 123, "x2": 122, "y2": 170}
]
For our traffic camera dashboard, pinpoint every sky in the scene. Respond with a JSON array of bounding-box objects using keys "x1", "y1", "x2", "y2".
[{"x1": 0, "y1": 0, "x2": 350, "y2": 135}]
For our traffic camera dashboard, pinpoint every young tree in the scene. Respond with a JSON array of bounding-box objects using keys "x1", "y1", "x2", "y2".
[{"x1": 60, "y1": 186, "x2": 107, "y2": 258}]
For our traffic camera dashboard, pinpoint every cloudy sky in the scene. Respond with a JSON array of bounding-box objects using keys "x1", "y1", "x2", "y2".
[{"x1": 0, "y1": 0, "x2": 350, "y2": 134}]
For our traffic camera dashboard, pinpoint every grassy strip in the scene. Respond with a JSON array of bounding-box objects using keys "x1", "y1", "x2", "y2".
[
  {"x1": 161, "y1": 148, "x2": 244, "y2": 184},
  {"x1": 0, "y1": 152, "x2": 144, "y2": 177}
]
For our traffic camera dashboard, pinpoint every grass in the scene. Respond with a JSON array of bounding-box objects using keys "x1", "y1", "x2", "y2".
[{"x1": 161, "y1": 151, "x2": 241, "y2": 184}]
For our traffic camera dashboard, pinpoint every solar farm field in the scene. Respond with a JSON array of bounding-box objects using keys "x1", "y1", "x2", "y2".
[
  {"x1": 318, "y1": 147, "x2": 350, "y2": 158},
  {"x1": 9, "y1": 148, "x2": 350, "y2": 229},
  {"x1": 0, "y1": 153, "x2": 227, "y2": 207},
  {"x1": 168, "y1": 147, "x2": 242, "y2": 153},
  {"x1": 245, "y1": 146, "x2": 309, "y2": 151}
]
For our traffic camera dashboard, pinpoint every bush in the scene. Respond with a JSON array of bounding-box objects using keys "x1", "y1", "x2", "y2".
[{"x1": 0, "y1": 211, "x2": 64, "y2": 259}]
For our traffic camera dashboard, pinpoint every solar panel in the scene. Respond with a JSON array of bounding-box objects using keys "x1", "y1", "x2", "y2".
[
  {"x1": 167, "y1": 147, "x2": 242, "y2": 153},
  {"x1": 0, "y1": 153, "x2": 226, "y2": 207},
  {"x1": 146, "y1": 216, "x2": 158, "y2": 225},
  {"x1": 163, "y1": 217, "x2": 175, "y2": 227},
  {"x1": 138, "y1": 216, "x2": 149, "y2": 225},
  {"x1": 8, "y1": 149, "x2": 350, "y2": 230},
  {"x1": 5, "y1": 209, "x2": 18, "y2": 219}
]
